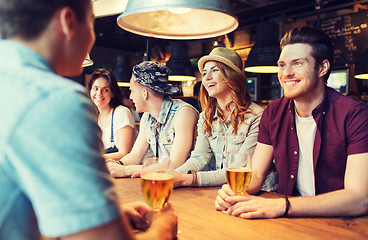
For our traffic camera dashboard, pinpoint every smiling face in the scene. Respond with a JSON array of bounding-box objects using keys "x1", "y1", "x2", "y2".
[
  {"x1": 202, "y1": 61, "x2": 232, "y2": 101},
  {"x1": 277, "y1": 43, "x2": 323, "y2": 100},
  {"x1": 90, "y1": 77, "x2": 113, "y2": 109}
]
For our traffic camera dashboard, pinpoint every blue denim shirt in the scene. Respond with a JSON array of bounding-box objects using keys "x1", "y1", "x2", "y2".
[
  {"x1": 141, "y1": 96, "x2": 198, "y2": 160},
  {"x1": 0, "y1": 41, "x2": 120, "y2": 239},
  {"x1": 177, "y1": 102, "x2": 278, "y2": 190}
]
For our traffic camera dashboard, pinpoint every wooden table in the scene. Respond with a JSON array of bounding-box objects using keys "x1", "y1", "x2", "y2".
[{"x1": 113, "y1": 178, "x2": 368, "y2": 240}]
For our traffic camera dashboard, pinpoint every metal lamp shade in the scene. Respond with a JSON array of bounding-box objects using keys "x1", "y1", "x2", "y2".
[
  {"x1": 93, "y1": 0, "x2": 128, "y2": 18},
  {"x1": 355, "y1": 49, "x2": 368, "y2": 79},
  {"x1": 117, "y1": 0, "x2": 238, "y2": 40},
  {"x1": 82, "y1": 54, "x2": 94, "y2": 67},
  {"x1": 166, "y1": 42, "x2": 196, "y2": 81},
  {"x1": 113, "y1": 55, "x2": 131, "y2": 87},
  {"x1": 245, "y1": 22, "x2": 280, "y2": 73}
]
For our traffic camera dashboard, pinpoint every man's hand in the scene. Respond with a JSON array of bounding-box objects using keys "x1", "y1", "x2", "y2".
[
  {"x1": 215, "y1": 184, "x2": 286, "y2": 219},
  {"x1": 137, "y1": 203, "x2": 178, "y2": 240},
  {"x1": 215, "y1": 184, "x2": 237, "y2": 211},
  {"x1": 122, "y1": 202, "x2": 178, "y2": 240},
  {"x1": 226, "y1": 195, "x2": 286, "y2": 219},
  {"x1": 121, "y1": 201, "x2": 150, "y2": 230},
  {"x1": 151, "y1": 203, "x2": 178, "y2": 238}
]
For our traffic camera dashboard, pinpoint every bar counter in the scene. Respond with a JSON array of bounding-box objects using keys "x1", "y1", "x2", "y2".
[{"x1": 113, "y1": 178, "x2": 368, "y2": 240}]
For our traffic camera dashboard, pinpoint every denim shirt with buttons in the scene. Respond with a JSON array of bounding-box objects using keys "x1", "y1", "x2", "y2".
[
  {"x1": 142, "y1": 96, "x2": 198, "y2": 160},
  {"x1": 177, "y1": 102, "x2": 278, "y2": 190}
]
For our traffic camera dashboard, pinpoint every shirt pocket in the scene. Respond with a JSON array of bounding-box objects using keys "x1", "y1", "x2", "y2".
[
  {"x1": 208, "y1": 132, "x2": 218, "y2": 147},
  {"x1": 209, "y1": 132, "x2": 218, "y2": 141},
  {"x1": 146, "y1": 130, "x2": 156, "y2": 145},
  {"x1": 229, "y1": 132, "x2": 247, "y2": 152},
  {"x1": 161, "y1": 130, "x2": 174, "y2": 146}
]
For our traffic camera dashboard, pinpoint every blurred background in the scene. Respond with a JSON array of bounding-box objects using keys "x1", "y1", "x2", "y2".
[{"x1": 73, "y1": 0, "x2": 368, "y2": 104}]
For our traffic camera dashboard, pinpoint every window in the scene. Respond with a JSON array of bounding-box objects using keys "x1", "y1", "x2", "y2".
[{"x1": 327, "y1": 68, "x2": 349, "y2": 95}]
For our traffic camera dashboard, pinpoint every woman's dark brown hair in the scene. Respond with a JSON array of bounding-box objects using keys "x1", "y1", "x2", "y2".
[{"x1": 87, "y1": 68, "x2": 125, "y2": 109}]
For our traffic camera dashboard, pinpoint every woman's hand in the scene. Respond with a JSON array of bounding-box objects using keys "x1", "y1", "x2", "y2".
[
  {"x1": 105, "y1": 158, "x2": 116, "y2": 163},
  {"x1": 106, "y1": 161, "x2": 126, "y2": 177},
  {"x1": 131, "y1": 172, "x2": 141, "y2": 178},
  {"x1": 172, "y1": 171, "x2": 193, "y2": 188}
]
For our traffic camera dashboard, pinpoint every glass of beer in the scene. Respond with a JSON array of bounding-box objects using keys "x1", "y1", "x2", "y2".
[
  {"x1": 225, "y1": 152, "x2": 252, "y2": 195},
  {"x1": 141, "y1": 157, "x2": 173, "y2": 211}
]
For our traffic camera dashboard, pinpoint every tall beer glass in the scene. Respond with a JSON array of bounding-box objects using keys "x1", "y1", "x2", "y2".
[
  {"x1": 225, "y1": 152, "x2": 252, "y2": 195},
  {"x1": 141, "y1": 157, "x2": 173, "y2": 211}
]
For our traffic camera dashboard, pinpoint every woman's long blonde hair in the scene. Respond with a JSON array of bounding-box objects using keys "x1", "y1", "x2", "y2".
[{"x1": 200, "y1": 61, "x2": 254, "y2": 137}]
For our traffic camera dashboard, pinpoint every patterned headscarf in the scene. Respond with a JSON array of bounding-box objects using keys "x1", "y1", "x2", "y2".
[{"x1": 132, "y1": 61, "x2": 179, "y2": 95}]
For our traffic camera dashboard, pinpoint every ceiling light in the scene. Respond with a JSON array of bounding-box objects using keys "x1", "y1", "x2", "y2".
[
  {"x1": 93, "y1": 0, "x2": 128, "y2": 18},
  {"x1": 245, "y1": 22, "x2": 280, "y2": 74},
  {"x1": 82, "y1": 54, "x2": 94, "y2": 67},
  {"x1": 113, "y1": 55, "x2": 131, "y2": 87},
  {"x1": 166, "y1": 42, "x2": 196, "y2": 81},
  {"x1": 355, "y1": 49, "x2": 368, "y2": 79},
  {"x1": 117, "y1": 0, "x2": 238, "y2": 40}
]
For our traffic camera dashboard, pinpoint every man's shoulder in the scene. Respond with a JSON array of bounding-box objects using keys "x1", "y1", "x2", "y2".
[
  {"x1": 249, "y1": 102, "x2": 265, "y2": 115},
  {"x1": 329, "y1": 89, "x2": 368, "y2": 113},
  {"x1": 32, "y1": 76, "x2": 90, "y2": 113},
  {"x1": 264, "y1": 97, "x2": 291, "y2": 114},
  {"x1": 1, "y1": 61, "x2": 90, "y2": 139},
  {"x1": 172, "y1": 98, "x2": 199, "y2": 114}
]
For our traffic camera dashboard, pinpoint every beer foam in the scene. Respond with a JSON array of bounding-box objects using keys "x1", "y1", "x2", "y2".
[{"x1": 141, "y1": 172, "x2": 173, "y2": 180}]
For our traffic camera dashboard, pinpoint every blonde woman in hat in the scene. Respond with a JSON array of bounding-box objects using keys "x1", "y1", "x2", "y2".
[
  {"x1": 174, "y1": 47, "x2": 278, "y2": 189},
  {"x1": 106, "y1": 61, "x2": 199, "y2": 177}
]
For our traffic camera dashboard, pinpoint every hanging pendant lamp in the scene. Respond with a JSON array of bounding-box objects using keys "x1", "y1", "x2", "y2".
[
  {"x1": 166, "y1": 42, "x2": 196, "y2": 81},
  {"x1": 245, "y1": 22, "x2": 280, "y2": 73},
  {"x1": 355, "y1": 49, "x2": 368, "y2": 79},
  {"x1": 113, "y1": 54, "x2": 132, "y2": 87},
  {"x1": 116, "y1": 0, "x2": 238, "y2": 40},
  {"x1": 93, "y1": 0, "x2": 128, "y2": 18},
  {"x1": 82, "y1": 54, "x2": 94, "y2": 67}
]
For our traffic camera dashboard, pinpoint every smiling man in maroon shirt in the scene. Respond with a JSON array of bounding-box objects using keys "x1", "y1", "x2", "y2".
[{"x1": 216, "y1": 27, "x2": 368, "y2": 219}]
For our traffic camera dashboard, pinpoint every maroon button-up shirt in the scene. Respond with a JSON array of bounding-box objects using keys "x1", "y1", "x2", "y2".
[{"x1": 258, "y1": 87, "x2": 368, "y2": 196}]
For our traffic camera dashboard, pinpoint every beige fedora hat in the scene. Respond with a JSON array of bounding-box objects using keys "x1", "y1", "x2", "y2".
[{"x1": 197, "y1": 47, "x2": 244, "y2": 75}]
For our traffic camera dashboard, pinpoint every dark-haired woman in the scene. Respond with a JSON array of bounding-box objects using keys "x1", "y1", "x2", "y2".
[{"x1": 88, "y1": 68, "x2": 137, "y2": 160}]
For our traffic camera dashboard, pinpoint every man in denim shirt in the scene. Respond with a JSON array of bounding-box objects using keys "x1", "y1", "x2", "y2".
[
  {"x1": 216, "y1": 27, "x2": 368, "y2": 219},
  {"x1": 0, "y1": 1, "x2": 177, "y2": 239},
  {"x1": 107, "y1": 61, "x2": 198, "y2": 177}
]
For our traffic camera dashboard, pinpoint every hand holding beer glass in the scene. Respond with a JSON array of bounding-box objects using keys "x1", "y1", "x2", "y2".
[
  {"x1": 141, "y1": 157, "x2": 173, "y2": 211},
  {"x1": 225, "y1": 152, "x2": 252, "y2": 195}
]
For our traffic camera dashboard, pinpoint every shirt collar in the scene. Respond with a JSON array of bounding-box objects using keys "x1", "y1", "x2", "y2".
[
  {"x1": 155, "y1": 96, "x2": 173, "y2": 125},
  {"x1": 0, "y1": 40, "x2": 53, "y2": 73},
  {"x1": 213, "y1": 105, "x2": 235, "y2": 121},
  {"x1": 287, "y1": 86, "x2": 330, "y2": 118},
  {"x1": 312, "y1": 86, "x2": 330, "y2": 117}
]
